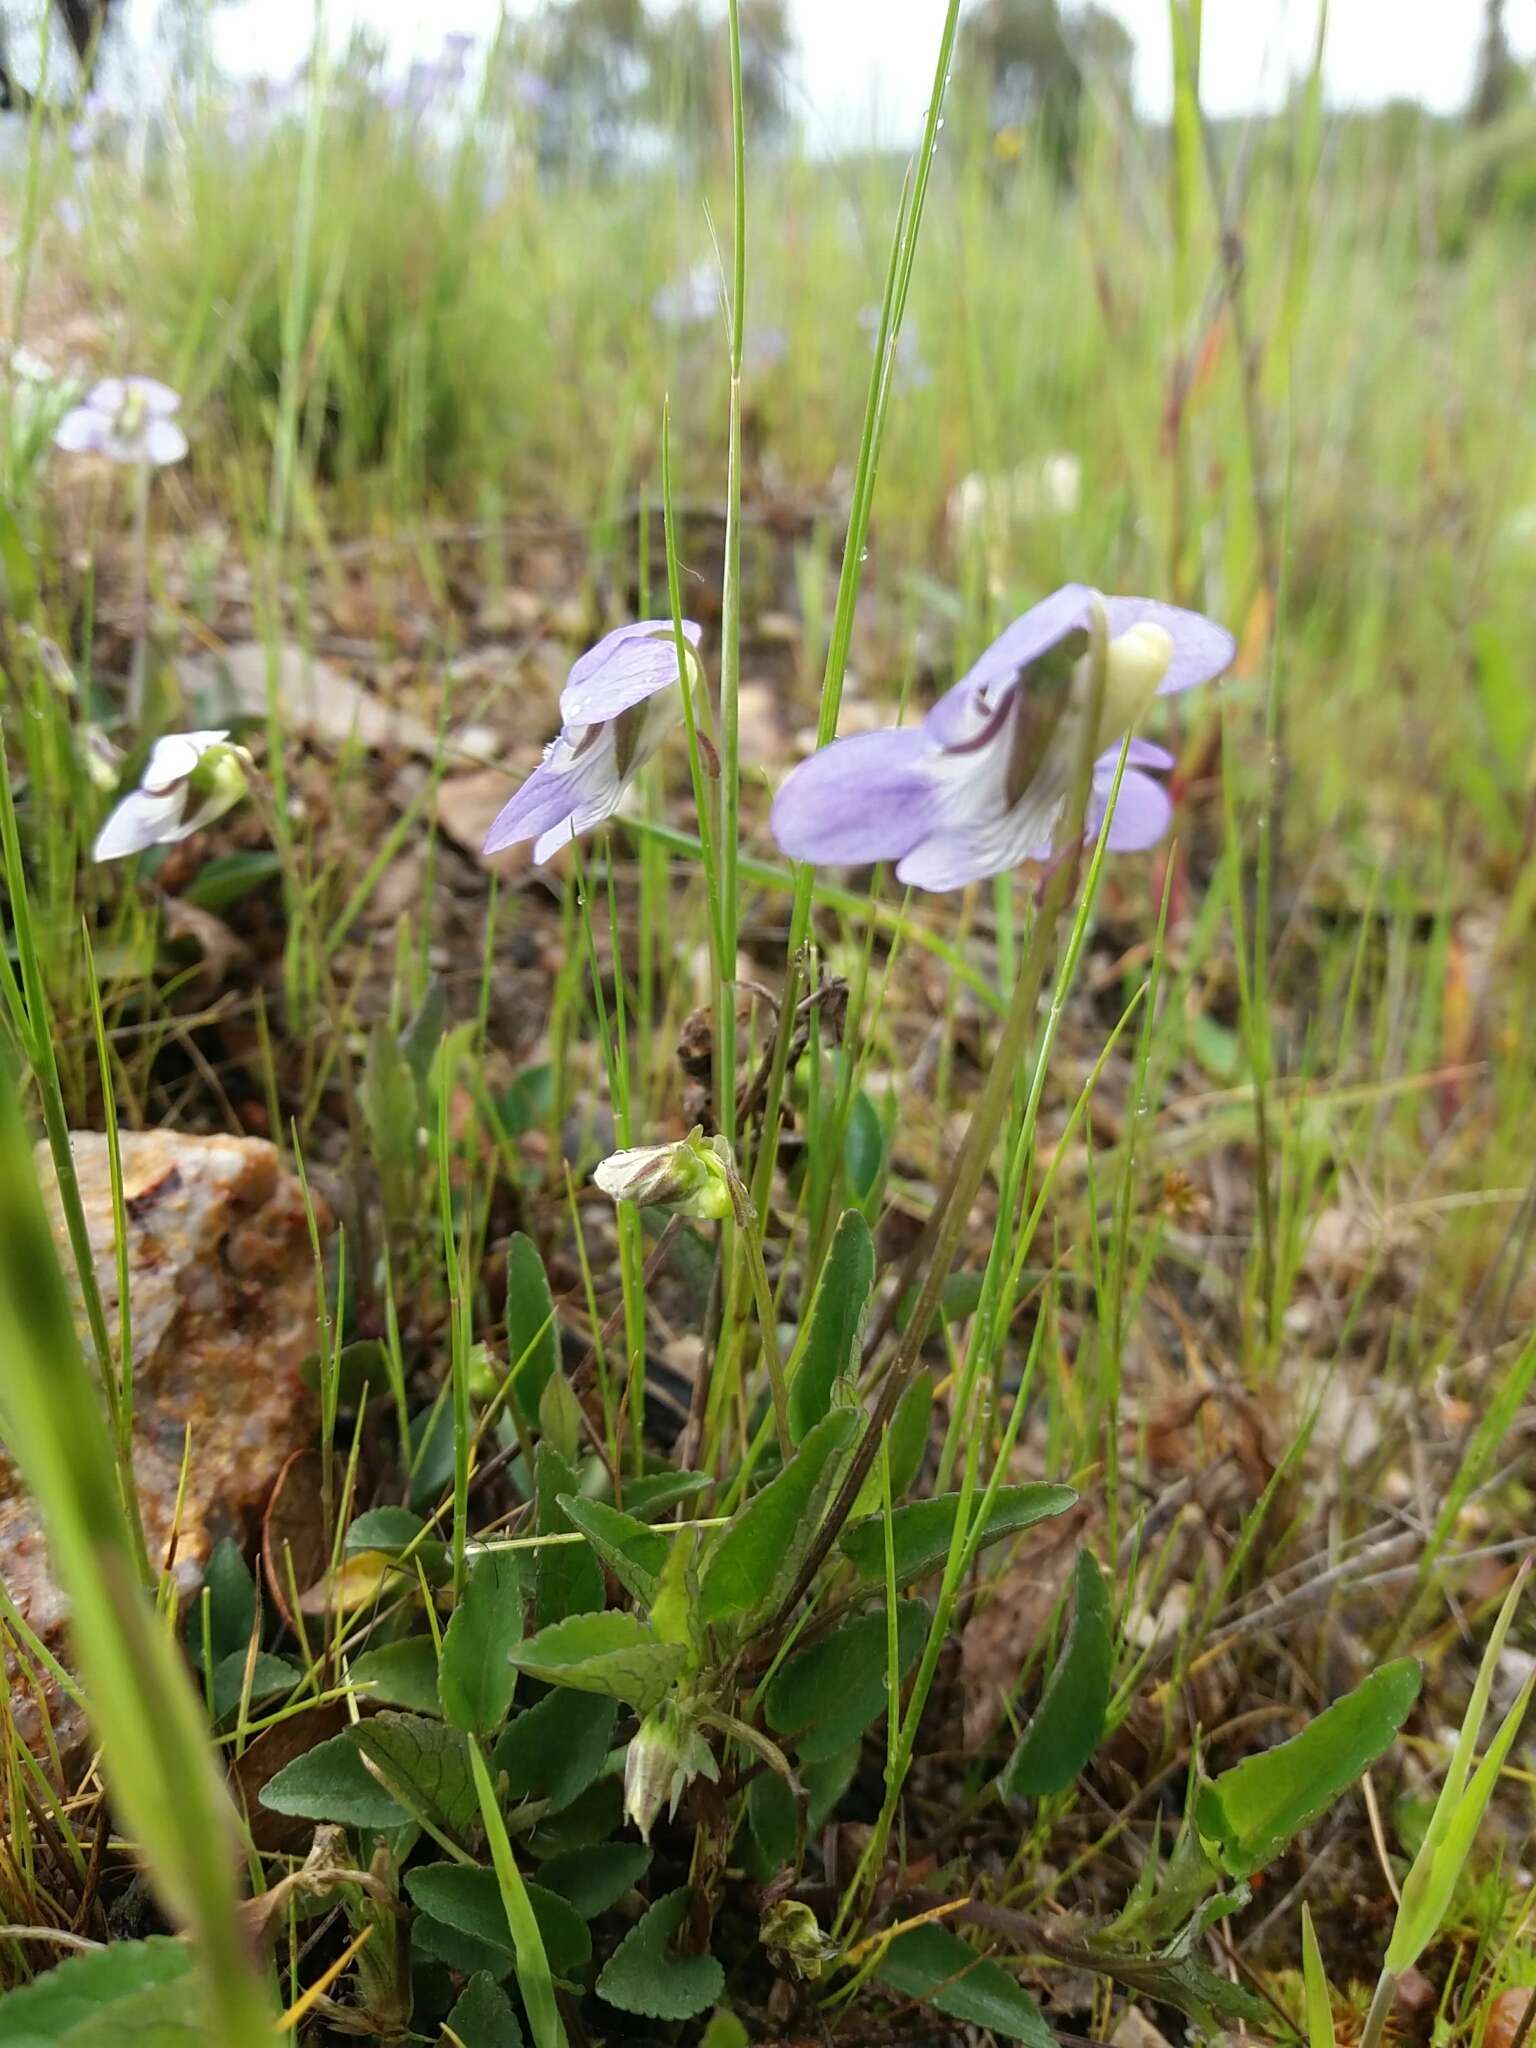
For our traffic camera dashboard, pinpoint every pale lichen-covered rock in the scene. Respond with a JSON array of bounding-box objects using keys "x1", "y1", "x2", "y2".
[{"x1": 0, "y1": 1131, "x2": 327, "y2": 1763}]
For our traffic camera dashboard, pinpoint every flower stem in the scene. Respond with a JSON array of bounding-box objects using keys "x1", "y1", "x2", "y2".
[
  {"x1": 126, "y1": 458, "x2": 150, "y2": 726},
  {"x1": 1360, "y1": 1971, "x2": 1398, "y2": 2048},
  {"x1": 764, "y1": 597, "x2": 1111, "y2": 1637}
]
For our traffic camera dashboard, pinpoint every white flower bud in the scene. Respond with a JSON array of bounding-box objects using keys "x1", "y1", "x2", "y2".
[
  {"x1": 1098, "y1": 622, "x2": 1174, "y2": 747},
  {"x1": 592, "y1": 1128, "x2": 734, "y2": 1222}
]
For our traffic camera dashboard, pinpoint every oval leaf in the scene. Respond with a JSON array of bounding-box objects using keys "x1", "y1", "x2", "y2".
[
  {"x1": 507, "y1": 1611, "x2": 685, "y2": 1716},
  {"x1": 699, "y1": 1408, "x2": 859, "y2": 1625},
  {"x1": 765, "y1": 1602, "x2": 928, "y2": 1762},
  {"x1": 788, "y1": 1211, "x2": 874, "y2": 1443},
  {"x1": 841, "y1": 1483, "x2": 1077, "y2": 1584},
  {"x1": 557, "y1": 1495, "x2": 668, "y2": 1608},
  {"x1": 1001, "y1": 1548, "x2": 1113, "y2": 1800},
  {"x1": 440, "y1": 1550, "x2": 525, "y2": 1734},
  {"x1": 874, "y1": 1922, "x2": 1054, "y2": 2046},
  {"x1": 405, "y1": 1862, "x2": 590, "y2": 1978},
  {"x1": 1196, "y1": 1657, "x2": 1423, "y2": 1879},
  {"x1": 597, "y1": 1888, "x2": 724, "y2": 2021}
]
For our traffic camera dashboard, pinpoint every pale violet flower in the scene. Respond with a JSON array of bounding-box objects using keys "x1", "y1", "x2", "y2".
[
  {"x1": 483, "y1": 620, "x2": 702, "y2": 864},
  {"x1": 770, "y1": 584, "x2": 1234, "y2": 891},
  {"x1": 652, "y1": 262, "x2": 719, "y2": 329},
  {"x1": 55, "y1": 377, "x2": 188, "y2": 468},
  {"x1": 93, "y1": 731, "x2": 252, "y2": 862}
]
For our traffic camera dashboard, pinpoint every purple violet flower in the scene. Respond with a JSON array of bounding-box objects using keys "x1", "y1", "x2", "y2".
[
  {"x1": 483, "y1": 620, "x2": 704, "y2": 864},
  {"x1": 54, "y1": 377, "x2": 188, "y2": 467},
  {"x1": 770, "y1": 583, "x2": 1235, "y2": 891}
]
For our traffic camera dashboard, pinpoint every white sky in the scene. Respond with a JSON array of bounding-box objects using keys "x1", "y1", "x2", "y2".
[{"x1": 184, "y1": 0, "x2": 1536, "y2": 132}]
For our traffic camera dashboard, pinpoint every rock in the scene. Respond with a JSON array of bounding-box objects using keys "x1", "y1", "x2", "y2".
[
  {"x1": 434, "y1": 768, "x2": 529, "y2": 873},
  {"x1": 0, "y1": 1132, "x2": 327, "y2": 1766},
  {"x1": 177, "y1": 640, "x2": 440, "y2": 758}
]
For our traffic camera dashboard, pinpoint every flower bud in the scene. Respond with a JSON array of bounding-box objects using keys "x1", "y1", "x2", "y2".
[
  {"x1": 592, "y1": 1127, "x2": 734, "y2": 1222},
  {"x1": 181, "y1": 739, "x2": 252, "y2": 827},
  {"x1": 1098, "y1": 621, "x2": 1174, "y2": 746},
  {"x1": 623, "y1": 1700, "x2": 718, "y2": 1842},
  {"x1": 760, "y1": 1898, "x2": 839, "y2": 1982}
]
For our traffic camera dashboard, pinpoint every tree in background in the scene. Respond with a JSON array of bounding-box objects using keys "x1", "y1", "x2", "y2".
[
  {"x1": 0, "y1": 0, "x2": 112, "y2": 106},
  {"x1": 1470, "y1": 0, "x2": 1525, "y2": 126},
  {"x1": 955, "y1": 0, "x2": 1133, "y2": 181},
  {"x1": 492, "y1": 0, "x2": 792, "y2": 170},
  {"x1": 648, "y1": 0, "x2": 792, "y2": 144}
]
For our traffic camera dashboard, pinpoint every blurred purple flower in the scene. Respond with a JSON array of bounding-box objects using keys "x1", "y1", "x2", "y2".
[
  {"x1": 652, "y1": 261, "x2": 718, "y2": 329},
  {"x1": 512, "y1": 66, "x2": 556, "y2": 112},
  {"x1": 770, "y1": 584, "x2": 1234, "y2": 891},
  {"x1": 858, "y1": 304, "x2": 932, "y2": 391},
  {"x1": 484, "y1": 620, "x2": 703, "y2": 864},
  {"x1": 55, "y1": 377, "x2": 188, "y2": 467},
  {"x1": 68, "y1": 90, "x2": 108, "y2": 158}
]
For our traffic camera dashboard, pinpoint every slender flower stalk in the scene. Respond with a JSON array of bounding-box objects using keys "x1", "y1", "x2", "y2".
[
  {"x1": 55, "y1": 378, "x2": 188, "y2": 725},
  {"x1": 767, "y1": 594, "x2": 1116, "y2": 1632}
]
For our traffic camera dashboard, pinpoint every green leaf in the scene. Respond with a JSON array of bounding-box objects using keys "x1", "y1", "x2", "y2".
[
  {"x1": 345, "y1": 1505, "x2": 429, "y2": 1557},
  {"x1": 211, "y1": 1651, "x2": 297, "y2": 1722},
  {"x1": 497, "y1": 1063, "x2": 554, "y2": 1141},
  {"x1": 766, "y1": 1602, "x2": 927, "y2": 1762},
  {"x1": 362, "y1": 1020, "x2": 420, "y2": 1175},
  {"x1": 874, "y1": 1923, "x2": 1053, "y2": 2046},
  {"x1": 843, "y1": 1090, "x2": 885, "y2": 1209},
  {"x1": 494, "y1": 1688, "x2": 617, "y2": 1810},
  {"x1": 180, "y1": 850, "x2": 284, "y2": 912},
  {"x1": 537, "y1": 1841, "x2": 652, "y2": 1918},
  {"x1": 788, "y1": 1211, "x2": 874, "y2": 1443},
  {"x1": 507, "y1": 1612, "x2": 685, "y2": 1716},
  {"x1": 185, "y1": 1537, "x2": 256, "y2": 1666},
  {"x1": 698, "y1": 2013, "x2": 750, "y2": 2048},
  {"x1": 597, "y1": 1888, "x2": 724, "y2": 2021},
  {"x1": 0, "y1": 499, "x2": 40, "y2": 623},
  {"x1": 415, "y1": 1911, "x2": 513, "y2": 1983},
  {"x1": 841, "y1": 1484, "x2": 1078, "y2": 1585},
  {"x1": 1300, "y1": 1906, "x2": 1335, "y2": 2048},
  {"x1": 506, "y1": 1234, "x2": 558, "y2": 1426},
  {"x1": 851, "y1": 1373, "x2": 933, "y2": 1518},
  {"x1": 1001, "y1": 1548, "x2": 1113, "y2": 1799},
  {"x1": 400, "y1": 978, "x2": 448, "y2": 1089},
  {"x1": 352, "y1": 1637, "x2": 445, "y2": 1714},
  {"x1": 1385, "y1": 1666, "x2": 1534, "y2": 1974},
  {"x1": 260, "y1": 1729, "x2": 411, "y2": 1829},
  {"x1": 744, "y1": 1771, "x2": 797, "y2": 1880},
  {"x1": 622, "y1": 1470, "x2": 713, "y2": 1519},
  {"x1": 443, "y1": 1972, "x2": 523, "y2": 2048},
  {"x1": 1197, "y1": 1658, "x2": 1422, "y2": 1880},
  {"x1": 557, "y1": 1495, "x2": 668, "y2": 1607},
  {"x1": 405, "y1": 1863, "x2": 590, "y2": 1978},
  {"x1": 534, "y1": 1445, "x2": 603, "y2": 1627},
  {"x1": 538, "y1": 1369, "x2": 583, "y2": 1464},
  {"x1": 440, "y1": 1551, "x2": 524, "y2": 1734},
  {"x1": 301, "y1": 1339, "x2": 395, "y2": 1407},
  {"x1": 0, "y1": 1937, "x2": 194, "y2": 2043},
  {"x1": 699, "y1": 1408, "x2": 859, "y2": 1625},
  {"x1": 354, "y1": 1712, "x2": 477, "y2": 1835}
]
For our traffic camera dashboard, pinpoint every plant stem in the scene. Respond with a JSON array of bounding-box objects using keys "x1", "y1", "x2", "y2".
[
  {"x1": 1359, "y1": 1971, "x2": 1398, "y2": 2048},
  {"x1": 765, "y1": 598, "x2": 1111, "y2": 1636}
]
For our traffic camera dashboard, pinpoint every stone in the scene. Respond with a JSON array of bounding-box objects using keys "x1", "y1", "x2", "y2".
[{"x1": 0, "y1": 1132, "x2": 327, "y2": 1765}]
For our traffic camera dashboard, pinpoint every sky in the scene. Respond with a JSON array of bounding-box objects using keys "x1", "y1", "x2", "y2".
[{"x1": 129, "y1": 0, "x2": 1536, "y2": 135}]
